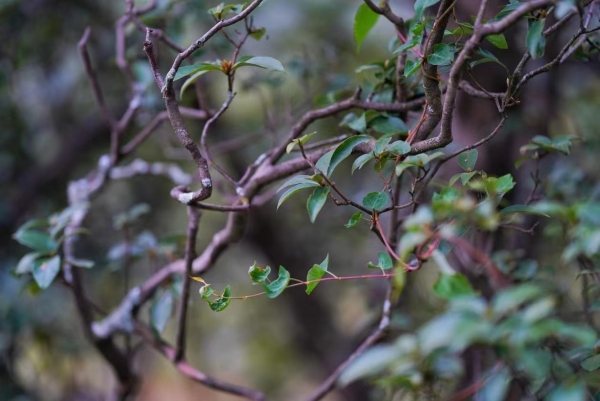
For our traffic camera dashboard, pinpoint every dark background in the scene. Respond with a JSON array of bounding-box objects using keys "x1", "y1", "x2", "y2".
[{"x1": 1, "y1": 0, "x2": 599, "y2": 400}]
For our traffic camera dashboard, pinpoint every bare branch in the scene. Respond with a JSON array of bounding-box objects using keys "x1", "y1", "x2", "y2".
[
  {"x1": 143, "y1": 30, "x2": 213, "y2": 202},
  {"x1": 174, "y1": 207, "x2": 201, "y2": 362},
  {"x1": 78, "y1": 27, "x2": 116, "y2": 129}
]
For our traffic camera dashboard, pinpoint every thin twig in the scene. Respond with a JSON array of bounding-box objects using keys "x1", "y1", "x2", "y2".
[{"x1": 174, "y1": 207, "x2": 201, "y2": 362}]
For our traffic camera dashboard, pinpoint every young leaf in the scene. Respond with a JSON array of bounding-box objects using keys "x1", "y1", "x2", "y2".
[
  {"x1": 307, "y1": 187, "x2": 330, "y2": 223},
  {"x1": 404, "y1": 59, "x2": 420, "y2": 77},
  {"x1": 316, "y1": 150, "x2": 334, "y2": 176},
  {"x1": 496, "y1": 174, "x2": 515, "y2": 194},
  {"x1": 306, "y1": 255, "x2": 329, "y2": 295},
  {"x1": 354, "y1": 3, "x2": 379, "y2": 52},
  {"x1": 327, "y1": 135, "x2": 370, "y2": 176},
  {"x1": 151, "y1": 289, "x2": 174, "y2": 333},
  {"x1": 180, "y1": 69, "x2": 212, "y2": 98},
  {"x1": 277, "y1": 175, "x2": 317, "y2": 192},
  {"x1": 250, "y1": 27, "x2": 266, "y2": 41},
  {"x1": 485, "y1": 33, "x2": 508, "y2": 49},
  {"x1": 415, "y1": 0, "x2": 442, "y2": 20},
  {"x1": 13, "y1": 229, "x2": 58, "y2": 254},
  {"x1": 457, "y1": 149, "x2": 478, "y2": 172},
  {"x1": 347, "y1": 113, "x2": 367, "y2": 133},
  {"x1": 286, "y1": 132, "x2": 316, "y2": 154},
  {"x1": 209, "y1": 285, "x2": 232, "y2": 312},
  {"x1": 264, "y1": 266, "x2": 290, "y2": 298},
  {"x1": 362, "y1": 191, "x2": 390, "y2": 211},
  {"x1": 234, "y1": 56, "x2": 285, "y2": 72},
  {"x1": 32, "y1": 255, "x2": 61, "y2": 289},
  {"x1": 427, "y1": 43, "x2": 456, "y2": 66},
  {"x1": 378, "y1": 252, "x2": 393, "y2": 270},
  {"x1": 433, "y1": 273, "x2": 476, "y2": 300},
  {"x1": 460, "y1": 171, "x2": 477, "y2": 185},
  {"x1": 526, "y1": 18, "x2": 546, "y2": 59},
  {"x1": 352, "y1": 153, "x2": 375, "y2": 173},
  {"x1": 248, "y1": 262, "x2": 271, "y2": 283},
  {"x1": 386, "y1": 141, "x2": 411, "y2": 156},
  {"x1": 199, "y1": 284, "x2": 213, "y2": 299},
  {"x1": 499, "y1": 204, "x2": 550, "y2": 217},
  {"x1": 367, "y1": 252, "x2": 393, "y2": 270},
  {"x1": 277, "y1": 182, "x2": 320, "y2": 209},
  {"x1": 174, "y1": 62, "x2": 222, "y2": 81},
  {"x1": 374, "y1": 137, "x2": 391, "y2": 156},
  {"x1": 346, "y1": 212, "x2": 362, "y2": 228},
  {"x1": 208, "y1": 3, "x2": 244, "y2": 19}
]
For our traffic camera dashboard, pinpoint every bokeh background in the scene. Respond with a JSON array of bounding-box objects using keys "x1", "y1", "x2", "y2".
[{"x1": 2, "y1": 0, "x2": 600, "y2": 400}]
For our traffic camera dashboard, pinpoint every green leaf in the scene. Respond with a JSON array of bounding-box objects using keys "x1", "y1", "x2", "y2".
[
  {"x1": 427, "y1": 43, "x2": 456, "y2": 66},
  {"x1": 496, "y1": 174, "x2": 515, "y2": 194},
  {"x1": 316, "y1": 150, "x2": 334, "y2": 176},
  {"x1": 346, "y1": 212, "x2": 362, "y2": 228},
  {"x1": 68, "y1": 258, "x2": 95, "y2": 269},
  {"x1": 264, "y1": 266, "x2": 290, "y2": 298},
  {"x1": 471, "y1": 48, "x2": 505, "y2": 69},
  {"x1": 180, "y1": 69, "x2": 211, "y2": 98},
  {"x1": 209, "y1": 285, "x2": 232, "y2": 312},
  {"x1": 207, "y1": 3, "x2": 244, "y2": 19},
  {"x1": 327, "y1": 135, "x2": 370, "y2": 176},
  {"x1": 531, "y1": 135, "x2": 573, "y2": 155},
  {"x1": 371, "y1": 116, "x2": 408, "y2": 136},
  {"x1": 234, "y1": 56, "x2": 285, "y2": 72},
  {"x1": 277, "y1": 175, "x2": 317, "y2": 192},
  {"x1": 307, "y1": 187, "x2": 330, "y2": 223},
  {"x1": 354, "y1": 3, "x2": 379, "y2": 51},
  {"x1": 199, "y1": 284, "x2": 213, "y2": 299},
  {"x1": 286, "y1": 132, "x2": 316, "y2": 154},
  {"x1": 32, "y1": 255, "x2": 61, "y2": 289},
  {"x1": 277, "y1": 183, "x2": 320, "y2": 209},
  {"x1": 448, "y1": 22, "x2": 474, "y2": 37},
  {"x1": 306, "y1": 255, "x2": 329, "y2": 295},
  {"x1": 13, "y1": 229, "x2": 57, "y2": 254},
  {"x1": 15, "y1": 252, "x2": 42, "y2": 274},
  {"x1": 404, "y1": 59, "x2": 421, "y2": 77},
  {"x1": 415, "y1": 0, "x2": 442, "y2": 20},
  {"x1": 352, "y1": 153, "x2": 375, "y2": 173},
  {"x1": 457, "y1": 149, "x2": 478, "y2": 171},
  {"x1": 433, "y1": 273, "x2": 476, "y2": 300},
  {"x1": 362, "y1": 191, "x2": 390, "y2": 211},
  {"x1": 369, "y1": 252, "x2": 393, "y2": 270},
  {"x1": 248, "y1": 262, "x2": 271, "y2": 283},
  {"x1": 151, "y1": 289, "x2": 174, "y2": 333},
  {"x1": 174, "y1": 62, "x2": 222, "y2": 81},
  {"x1": 450, "y1": 172, "x2": 477, "y2": 186},
  {"x1": 374, "y1": 137, "x2": 391, "y2": 156},
  {"x1": 581, "y1": 354, "x2": 600, "y2": 371},
  {"x1": 347, "y1": 113, "x2": 367, "y2": 133},
  {"x1": 500, "y1": 204, "x2": 550, "y2": 217},
  {"x1": 387, "y1": 140, "x2": 411, "y2": 156},
  {"x1": 526, "y1": 18, "x2": 546, "y2": 59},
  {"x1": 485, "y1": 33, "x2": 508, "y2": 49},
  {"x1": 250, "y1": 27, "x2": 266, "y2": 41}
]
